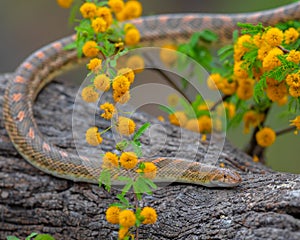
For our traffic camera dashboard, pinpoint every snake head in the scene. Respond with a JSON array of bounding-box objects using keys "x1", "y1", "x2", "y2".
[{"x1": 210, "y1": 168, "x2": 242, "y2": 187}]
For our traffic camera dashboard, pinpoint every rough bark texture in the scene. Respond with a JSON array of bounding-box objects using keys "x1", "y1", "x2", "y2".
[{"x1": 0, "y1": 73, "x2": 300, "y2": 240}]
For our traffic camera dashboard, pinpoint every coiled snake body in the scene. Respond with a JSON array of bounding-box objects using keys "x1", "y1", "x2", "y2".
[{"x1": 3, "y1": 3, "x2": 300, "y2": 187}]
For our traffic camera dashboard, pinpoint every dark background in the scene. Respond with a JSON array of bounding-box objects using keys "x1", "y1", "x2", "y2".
[{"x1": 0, "y1": 0, "x2": 299, "y2": 173}]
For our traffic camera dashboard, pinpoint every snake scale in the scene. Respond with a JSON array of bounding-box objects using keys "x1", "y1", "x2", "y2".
[{"x1": 3, "y1": 2, "x2": 300, "y2": 187}]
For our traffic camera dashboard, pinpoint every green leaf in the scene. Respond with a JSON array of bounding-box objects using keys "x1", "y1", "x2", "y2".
[
  {"x1": 179, "y1": 98, "x2": 194, "y2": 118},
  {"x1": 158, "y1": 105, "x2": 175, "y2": 114},
  {"x1": 130, "y1": 141, "x2": 143, "y2": 157},
  {"x1": 25, "y1": 233, "x2": 38, "y2": 240},
  {"x1": 63, "y1": 41, "x2": 77, "y2": 51},
  {"x1": 34, "y1": 234, "x2": 55, "y2": 240},
  {"x1": 6, "y1": 237, "x2": 20, "y2": 240},
  {"x1": 198, "y1": 30, "x2": 218, "y2": 43},
  {"x1": 116, "y1": 140, "x2": 129, "y2": 151},
  {"x1": 99, "y1": 169, "x2": 112, "y2": 192},
  {"x1": 133, "y1": 122, "x2": 150, "y2": 142}
]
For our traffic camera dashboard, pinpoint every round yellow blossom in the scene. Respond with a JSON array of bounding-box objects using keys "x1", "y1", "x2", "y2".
[
  {"x1": 108, "y1": 0, "x2": 124, "y2": 13},
  {"x1": 92, "y1": 17, "x2": 108, "y2": 33},
  {"x1": 286, "y1": 50, "x2": 300, "y2": 64},
  {"x1": 262, "y1": 47, "x2": 283, "y2": 71},
  {"x1": 112, "y1": 75, "x2": 130, "y2": 93},
  {"x1": 257, "y1": 43, "x2": 272, "y2": 61},
  {"x1": 80, "y1": 2, "x2": 97, "y2": 18},
  {"x1": 125, "y1": 28, "x2": 140, "y2": 46},
  {"x1": 234, "y1": 34, "x2": 252, "y2": 61},
  {"x1": 119, "y1": 209, "x2": 136, "y2": 228},
  {"x1": 207, "y1": 73, "x2": 223, "y2": 90},
  {"x1": 113, "y1": 90, "x2": 131, "y2": 104},
  {"x1": 236, "y1": 79, "x2": 254, "y2": 100},
  {"x1": 157, "y1": 116, "x2": 165, "y2": 122},
  {"x1": 96, "y1": 7, "x2": 113, "y2": 27},
  {"x1": 289, "y1": 85, "x2": 300, "y2": 98},
  {"x1": 220, "y1": 79, "x2": 237, "y2": 96},
  {"x1": 102, "y1": 152, "x2": 119, "y2": 168},
  {"x1": 184, "y1": 118, "x2": 200, "y2": 133},
  {"x1": 255, "y1": 127, "x2": 276, "y2": 147},
  {"x1": 81, "y1": 86, "x2": 99, "y2": 103},
  {"x1": 234, "y1": 61, "x2": 248, "y2": 79},
  {"x1": 286, "y1": 73, "x2": 300, "y2": 87},
  {"x1": 86, "y1": 127, "x2": 102, "y2": 146},
  {"x1": 264, "y1": 27, "x2": 283, "y2": 47},
  {"x1": 94, "y1": 74, "x2": 110, "y2": 91},
  {"x1": 243, "y1": 110, "x2": 265, "y2": 134},
  {"x1": 56, "y1": 0, "x2": 73, "y2": 8},
  {"x1": 140, "y1": 207, "x2": 157, "y2": 224},
  {"x1": 87, "y1": 58, "x2": 102, "y2": 73},
  {"x1": 106, "y1": 206, "x2": 120, "y2": 224},
  {"x1": 169, "y1": 111, "x2": 188, "y2": 127},
  {"x1": 126, "y1": 55, "x2": 145, "y2": 73},
  {"x1": 253, "y1": 33, "x2": 264, "y2": 47},
  {"x1": 198, "y1": 115, "x2": 212, "y2": 133},
  {"x1": 276, "y1": 95, "x2": 288, "y2": 106},
  {"x1": 118, "y1": 227, "x2": 129, "y2": 240},
  {"x1": 100, "y1": 102, "x2": 115, "y2": 120},
  {"x1": 116, "y1": 116, "x2": 135, "y2": 136},
  {"x1": 284, "y1": 27, "x2": 299, "y2": 45},
  {"x1": 141, "y1": 162, "x2": 157, "y2": 179},
  {"x1": 290, "y1": 116, "x2": 300, "y2": 130},
  {"x1": 160, "y1": 44, "x2": 178, "y2": 66},
  {"x1": 167, "y1": 94, "x2": 179, "y2": 107},
  {"x1": 124, "y1": 23, "x2": 136, "y2": 32},
  {"x1": 120, "y1": 152, "x2": 138, "y2": 169},
  {"x1": 266, "y1": 81, "x2": 287, "y2": 102},
  {"x1": 117, "y1": 68, "x2": 135, "y2": 84},
  {"x1": 82, "y1": 41, "x2": 99, "y2": 58},
  {"x1": 123, "y1": 0, "x2": 142, "y2": 19}
]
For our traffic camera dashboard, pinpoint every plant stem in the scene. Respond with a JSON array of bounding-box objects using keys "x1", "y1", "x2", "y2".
[
  {"x1": 276, "y1": 125, "x2": 296, "y2": 136},
  {"x1": 134, "y1": 193, "x2": 139, "y2": 240},
  {"x1": 210, "y1": 95, "x2": 230, "y2": 111}
]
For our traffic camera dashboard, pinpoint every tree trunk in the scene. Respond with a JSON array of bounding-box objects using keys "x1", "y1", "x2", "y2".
[{"x1": 0, "y1": 73, "x2": 300, "y2": 240}]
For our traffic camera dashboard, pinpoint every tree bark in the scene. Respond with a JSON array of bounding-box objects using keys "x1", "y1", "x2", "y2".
[{"x1": 0, "y1": 73, "x2": 300, "y2": 240}]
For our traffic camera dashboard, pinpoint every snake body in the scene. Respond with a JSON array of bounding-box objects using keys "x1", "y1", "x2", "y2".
[{"x1": 3, "y1": 2, "x2": 300, "y2": 187}]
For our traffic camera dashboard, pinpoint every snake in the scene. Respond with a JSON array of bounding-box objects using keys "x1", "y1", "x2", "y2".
[{"x1": 3, "y1": 2, "x2": 300, "y2": 188}]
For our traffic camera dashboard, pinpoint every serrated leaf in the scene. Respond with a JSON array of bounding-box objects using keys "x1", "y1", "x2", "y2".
[
  {"x1": 99, "y1": 169, "x2": 111, "y2": 191},
  {"x1": 198, "y1": 30, "x2": 218, "y2": 43},
  {"x1": 133, "y1": 122, "x2": 150, "y2": 141}
]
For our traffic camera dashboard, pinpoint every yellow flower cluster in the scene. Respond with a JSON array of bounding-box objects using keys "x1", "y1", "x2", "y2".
[
  {"x1": 255, "y1": 127, "x2": 276, "y2": 147},
  {"x1": 286, "y1": 72, "x2": 300, "y2": 98},
  {"x1": 105, "y1": 205, "x2": 157, "y2": 239},
  {"x1": 116, "y1": 0, "x2": 143, "y2": 21}
]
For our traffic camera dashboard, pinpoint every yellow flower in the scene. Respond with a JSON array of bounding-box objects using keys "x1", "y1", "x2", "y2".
[
  {"x1": 87, "y1": 58, "x2": 102, "y2": 73},
  {"x1": 289, "y1": 85, "x2": 300, "y2": 98},
  {"x1": 234, "y1": 34, "x2": 252, "y2": 61},
  {"x1": 253, "y1": 33, "x2": 264, "y2": 47},
  {"x1": 207, "y1": 73, "x2": 223, "y2": 90},
  {"x1": 141, "y1": 162, "x2": 157, "y2": 179},
  {"x1": 125, "y1": 28, "x2": 140, "y2": 46},
  {"x1": 167, "y1": 93, "x2": 179, "y2": 107},
  {"x1": 243, "y1": 110, "x2": 264, "y2": 134},
  {"x1": 56, "y1": 0, "x2": 73, "y2": 8},
  {"x1": 100, "y1": 102, "x2": 116, "y2": 120},
  {"x1": 112, "y1": 75, "x2": 130, "y2": 93},
  {"x1": 120, "y1": 152, "x2": 138, "y2": 169},
  {"x1": 86, "y1": 127, "x2": 102, "y2": 146},
  {"x1": 94, "y1": 74, "x2": 110, "y2": 91},
  {"x1": 169, "y1": 111, "x2": 188, "y2": 127},
  {"x1": 185, "y1": 119, "x2": 200, "y2": 133},
  {"x1": 262, "y1": 47, "x2": 283, "y2": 71},
  {"x1": 123, "y1": 0, "x2": 142, "y2": 19},
  {"x1": 160, "y1": 44, "x2": 178, "y2": 66},
  {"x1": 284, "y1": 27, "x2": 299, "y2": 45},
  {"x1": 286, "y1": 72, "x2": 300, "y2": 87},
  {"x1": 92, "y1": 17, "x2": 108, "y2": 33},
  {"x1": 106, "y1": 206, "x2": 120, "y2": 224},
  {"x1": 234, "y1": 61, "x2": 248, "y2": 79},
  {"x1": 119, "y1": 209, "x2": 136, "y2": 228},
  {"x1": 223, "y1": 102, "x2": 236, "y2": 119},
  {"x1": 80, "y1": 2, "x2": 97, "y2": 18},
  {"x1": 266, "y1": 81, "x2": 287, "y2": 102},
  {"x1": 82, "y1": 41, "x2": 99, "y2": 57},
  {"x1": 140, "y1": 207, "x2": 157, "y2": 224},
  {"x1": 264, "y1": 27, "x2": 283, "y2": 47},
  {"x1": 255, "y1": 127, "x2": 276, "y2": 147},
  {"x1": 81, "y1": 86, "x2": 99, "y2": 103},
  {"x1": 96, "y1": 7, "x2": 113, "y2": 27},
  {"x1": 252, "y1": 155, "x2": 260, "y2": 163},
  {"x1": 126, "y1": 55, "x2": 145, "y2": 73},
  {"x1": 286, "y1": 50, "x2": 300, "y2": 64},
  {"x1": 118, "y1": 227, "x2": 129, "y2": 240},
  {"x1": 108, "y1": 0, "x2": 124, "y2": 13},
  {"x1": 113, "y1": 90, "x2": 131, "y2": 104},
  {"x1": 236, "y1": 79, "x2": 254, "y2": 100},
  {"x1": 220, "y1": 79, "x2": 237, "y2": 96},
  {"x1": 290, "y1": 116, "x2": 300, "y2": 130},
  {"x1": 257, "y1": 43, "x2": 272, "y2": 61},
  {"x1": 116, "y1": 117, "x2": 136, "y2": 136},
  {"x1": 102, "y1": 152, "x2": 119, "y2": 169},
  {"x1": 198, "y1": 115, "x2": 212, "y2": 133},
  {"x1": 157, "y1": 116, "x2": 165, "y2": 122},
  {"x1": 117, "y1": 68, "x2": 135, "y2": 84}
]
